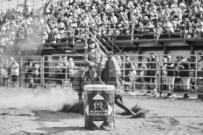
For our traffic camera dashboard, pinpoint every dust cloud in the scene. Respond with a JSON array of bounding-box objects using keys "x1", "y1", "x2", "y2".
[{"x1": 0, "y1": 87, "x2": 79, "y2": 111}]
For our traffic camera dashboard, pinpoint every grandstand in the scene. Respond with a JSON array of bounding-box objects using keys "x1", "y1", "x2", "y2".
[
  {"x1": 0, "y1": 0, "x2": 203, "y2": 58},
  {"x1": 38, "y1": 0, "x2": 203, "y2": 59}
]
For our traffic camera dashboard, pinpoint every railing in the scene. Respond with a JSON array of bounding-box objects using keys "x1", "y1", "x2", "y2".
[
  {"x1": 85, "y1": 28, "x2": 110, "y2": 53},
  {"x1": 101, "y1": 22, "x2": 203, "y2": 42},
  {"x1": 117, "y1": 54, "x2": 202, "y2": 97},
  {"x1": 1, "y1": 22, "x2": 203, "y2": 48},
  {"x1": 1, "y1": 54, "x2": 203, "y2": 98},
  {"x1": 101, "y1": 33, "x2": 121, "y2": 53}
]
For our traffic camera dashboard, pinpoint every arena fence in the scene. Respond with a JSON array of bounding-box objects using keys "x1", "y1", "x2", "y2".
[{"x1": 0, "y1": 53, "x2": 203, "y2": 97}]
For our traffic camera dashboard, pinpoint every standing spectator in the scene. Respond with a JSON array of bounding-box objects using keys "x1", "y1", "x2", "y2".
[
  {"x1": 61, "y1": 56, "x2": 69, "y2": 80},
  {"x1": 129, "y1": 64, "x2": 137, "y2": 95},
  {"x1": 68, "y1": 57, "x2": 75, "y2": 77},
  {"x1": 188, "y1": 56, "x2": 196, "y2": 92},
  {"x1": 10, "y1": 57, "x2": 20, "y2": 87},
  {"x1": 196, "y1": 18, "x2": 203, "y2": 38},
  {"x1": 125, "y1": 56, "x2": 132, "y2": 82},
  {"x1": 24, "y1": 59, "x2": 34, "y2": 87},
  {"x1": 0, "y1": 60, "x2": 9, "y2": 86},
  {"x1": 55, "y1": 57, "x2": 64, "y2": 85},
  {"x1": 174, "y1": 56, "x2": 183, "y2": 91},
  {"x1": 197, "y1": 51, "x2": 203, "y2": 76},
  {"x1": 166, "y1": 55, "x2": 176, "y2": 96},
  {"x1": 146, "y1": 53, "x2": 157, "y2": 92},
  {"x1": 161, "y1": 57, "x2": 168, "y2": 91},
  {"x1": 140, "y1": 63, "x2": 148, "y2": 91},
  {"x1": 32, "y1": 62, "x2": 41, "y2": 88},
  {"x1": 178, "y1": 57, "x2": 190, "y2": 98}
]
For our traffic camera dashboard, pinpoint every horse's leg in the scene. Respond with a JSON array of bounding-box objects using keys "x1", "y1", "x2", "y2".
[
  {"x1": 115, "y1": 94, "x2": 135, "y2": 115},
  {"x1": 78, "y1": 71, "x2": 89, "y2": 100},
  {"x1": 98, "y1": 76, "x2": 105, "y2": 84},
  {"x1": 119, "y1": 95, "x2": 123, "y2": 103},
  {"x1": 77, "y1": 79, "x2": 84, "y2": 100},
  {"x1": 97, "y1": 68, "x2": 105, "y2": 84},
  {"x1": 78, "y1": 90, "x2": 83, "y2": 100}
]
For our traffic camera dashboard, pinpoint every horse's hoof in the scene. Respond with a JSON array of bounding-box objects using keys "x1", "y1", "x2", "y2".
[{"x1": 131, "y1": 110, "x2": 149, "y2": 118}]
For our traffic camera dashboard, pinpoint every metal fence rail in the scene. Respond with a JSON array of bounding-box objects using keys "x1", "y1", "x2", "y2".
[{"x1": 0, "y1": 54, "x2": 203, "y2": 97}]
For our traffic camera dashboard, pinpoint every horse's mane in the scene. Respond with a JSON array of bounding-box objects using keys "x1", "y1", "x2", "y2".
[{"x1": 110, "y1": 56, "x2": 121, "y2": 76}]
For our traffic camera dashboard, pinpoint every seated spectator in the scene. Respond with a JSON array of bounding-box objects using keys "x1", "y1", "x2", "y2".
[
  {"x1": 145, "y1": 21, "x2": 155, "y2": 33},
  {"x1": 155, "y1": 22, "x2": 163, "y2": 40},
  {"x1": 163, "y1": 20, "x2": 174, "y2": 34},
  {"x1": 196, "y1": 18, "x2": 203, "y2": 38},
  {"x1": 129, "y1": 64, "x2": 137, "y2": 95}
]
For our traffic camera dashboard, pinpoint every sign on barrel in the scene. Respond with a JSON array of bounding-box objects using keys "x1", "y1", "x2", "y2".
[{"x1": 84, "y1": 85, "x2": 115, "y2": 130}]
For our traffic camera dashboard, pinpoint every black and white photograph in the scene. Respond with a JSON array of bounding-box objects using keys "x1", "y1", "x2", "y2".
[{"x1": 0, "y1": 0, "x2": 203, "y2": 135}]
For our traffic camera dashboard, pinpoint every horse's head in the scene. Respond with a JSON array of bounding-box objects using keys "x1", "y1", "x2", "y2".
[
  {"x1": 108, "y1": 56, "x2": 121, "y2": 77},
  {"x1": 102, "y1": 56, "x2": 122, "y2": 87}
]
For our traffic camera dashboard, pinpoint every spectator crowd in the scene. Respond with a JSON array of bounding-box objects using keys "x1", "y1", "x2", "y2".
[
  {"x1": 1, "y1": 0, "x2": 203, "y2": 46},
  {"x1": 42, "y1": 0, "x2": 203, "y2": 42},
  {"x1": 0, "y1": 6, "x2": 48, "y2": 46}
]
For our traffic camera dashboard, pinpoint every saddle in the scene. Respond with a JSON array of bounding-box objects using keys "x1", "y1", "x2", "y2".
[{"x1": 83, "y1": 68, "x2": 103, "y2": 84}]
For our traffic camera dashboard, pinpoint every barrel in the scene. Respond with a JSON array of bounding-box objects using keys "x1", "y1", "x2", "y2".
[
  {"x1": 197, "y1": 78, "x2": 203, "y2": 100},
  {"x1": 84, "y1": 84, "x2": 115, "y2": 130}
]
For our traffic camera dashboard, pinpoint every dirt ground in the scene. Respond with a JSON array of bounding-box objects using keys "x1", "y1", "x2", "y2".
[{"x1": 0, "y1": 88, "x2": 203, "y2": 135}]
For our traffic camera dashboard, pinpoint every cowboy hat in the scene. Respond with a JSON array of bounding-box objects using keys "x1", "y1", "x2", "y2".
[{"x1": 88, "y1": 42, "x2": 96, "y2": 49}]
